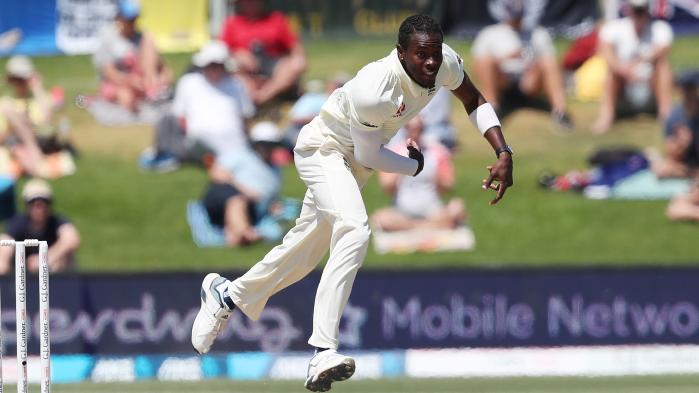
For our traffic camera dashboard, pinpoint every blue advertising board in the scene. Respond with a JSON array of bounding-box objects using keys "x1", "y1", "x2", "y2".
[{"x1": 1, "y1": 268, "x2": 699, "y2": 356}]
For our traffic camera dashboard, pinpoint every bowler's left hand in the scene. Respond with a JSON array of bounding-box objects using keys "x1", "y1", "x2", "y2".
[{"x1": 482, "y1": 153, "x2": 513, "y2": 205}]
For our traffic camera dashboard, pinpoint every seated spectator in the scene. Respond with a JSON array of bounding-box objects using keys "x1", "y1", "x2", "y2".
[
  {"x1": 201, "y1": 121, "x2": 282, "y2": 246},
  {"x1": 371, "y1": 116, "x2": 466, "y2": 232},
  {"x1": 140, "y1": 41, "x2": 254, "y2": 171},
  {"x1": 0, "y1": 179, "x2": 80, "y2": 273},
  {"x1": 472, "y1": 0, "x2": 572, "y2": 129},
  {"x1": 0, "y1": 56, "x2": 51, "y2": 177},
  {"x1": 651, "y1": 70, "x2": 699, "y2": 179},
  {"x1": 592, "y1": 0, "x2": 673, "y2": 134},
  {"x1": 93, "y1": 0, "x2": 173, "y2": 112},
  {"x1": 667, "y1": 178, "x2": 699, "y2": 222},
  {"x1": 220, "y1": 0, "x2": 306, "y2": 105}
]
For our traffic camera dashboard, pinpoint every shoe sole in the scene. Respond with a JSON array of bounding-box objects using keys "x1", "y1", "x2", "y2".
[{"x1": 304, "y1": 357, "x2": 355, "y2": 392}]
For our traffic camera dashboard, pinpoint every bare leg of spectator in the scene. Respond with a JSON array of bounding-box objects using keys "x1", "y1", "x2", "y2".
[
  {"x1": 254, "y1": 52, "x2": 306, "y2": 105},
  {"x1": 667, "y1": 193, "x2": 699, "y2": 222},
  {"x1": 652, "y1": 58, "x2": 673, "y2": 122},
  {"x1": 651, "y1": 158, "x2": 690, "y2": 178},
  {"x1": 224, "y1": 195, "x2": 260, "y2": 246},
  {"x1": 472, "y1": 55, "x2": 503, "y2": 108},
  {"x1": 534, "y1": 57, "x2": 568, "y2": 115},
  {"x1": 139, "y1": 35, "x2": 172, "y2": 99},
  {"x1": 1, "y1": 106, "x2": 44, "y2": 175},
  {"x1": 371, "y1": 204, "x2": 464, "y2": 232},
  {"x1": 592, "y1": 70, "x2": 623, "y2": 134},
  {"x1": 116, "y1": 85, "x2": 138, "y2": 112}
]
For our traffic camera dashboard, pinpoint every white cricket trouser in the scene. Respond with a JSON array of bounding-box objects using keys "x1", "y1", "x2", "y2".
[{"x1": 227, "y1": 117, "x2": 372, "y2": 349}]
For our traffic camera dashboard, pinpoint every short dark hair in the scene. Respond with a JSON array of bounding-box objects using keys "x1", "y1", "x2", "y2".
[{"x1": 398, "y1": 14, "x2": 443, "y2": 49}]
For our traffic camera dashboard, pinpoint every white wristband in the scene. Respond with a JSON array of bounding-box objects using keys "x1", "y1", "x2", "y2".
[{"x1": 468, "y1": 103, "x2": 501, "y2": 135}]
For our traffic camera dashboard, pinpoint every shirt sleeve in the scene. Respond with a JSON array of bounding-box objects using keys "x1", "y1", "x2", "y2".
[
  {"x1": 531, "y1": 28, "x2": 555, "y2": 57},
  {"x1": 652, "y1": 21, "x2": 674, "y2": 48},
  {"x1": 598, "y1": 21, "x2": 617, "y2": 44},
  {"x1": 171, "y1": 76, "x2": 189, "y2": 117},
  {"x1": 350, "y1": 125, "x2": 418, "y2": 175},
  {"x1": 471, "y1": 27, "x2": 492, "y2": 58},
  {"x1": 440, "y1": 44, "x2": 466, "y2": 90},
  {"x1": 274, "y1": 12, "x2": 298, "y2": 53},
  {"x1": 4, "y1": 216, "x2": 25, "y2": 240},
  {"x1": 219, "y1": 17, "x2": 236, "y2": 50},
  {"x1": 346, "y1": 67, "x2": 417, "y2": 175},
  {"x1": 345, "y1": 65, "x2": 397, "y2": 132}
]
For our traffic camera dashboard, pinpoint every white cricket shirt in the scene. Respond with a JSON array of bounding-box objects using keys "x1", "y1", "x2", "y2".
[{"x1": 304, "y1": 43, "x2": 465, "y2": 161}]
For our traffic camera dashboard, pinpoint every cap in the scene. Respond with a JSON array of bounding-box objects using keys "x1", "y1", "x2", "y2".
[
  {"x1": 118, "y1": 0, "x2": 141, "y2": 20},
  {"x1": 628, "y1": 0, "x2": 649, "y2": 8},
  {"x1": 250, "y1": 121, "x2": 284, "y2": 144},
  {"x1": 6, "y1": 55, "x2": 34, "y2": 80},
  {"x1": 22, "y1": 178, "x2": 53, "y2": 203},
  {"x1": 676, "y1": 69, "x2": 699, "y2": 87},
  {"x1": 192, "y1": 41, "x2": 236, "y2": 71}
]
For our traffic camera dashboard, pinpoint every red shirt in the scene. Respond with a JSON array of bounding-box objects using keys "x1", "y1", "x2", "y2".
[{"x1": 220, "y1": 11, "x2": 297, "y2": 58}]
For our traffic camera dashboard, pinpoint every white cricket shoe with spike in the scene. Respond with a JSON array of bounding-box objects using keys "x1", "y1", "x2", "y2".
[
  {"x1": 191, "y1": 273, "x2": 234, "y2": 354},
  {"x1": 304, "y1": 350, "x2": 356, "y2": 392}
]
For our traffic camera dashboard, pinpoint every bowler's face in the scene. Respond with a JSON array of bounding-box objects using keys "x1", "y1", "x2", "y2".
[{"x1": 398, "y1": 32, "x2": 443, "y2": 89}]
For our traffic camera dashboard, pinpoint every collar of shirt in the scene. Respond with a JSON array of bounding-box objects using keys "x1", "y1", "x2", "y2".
[{"x1": 388, "y1": 49, "x2": 431, "y2": 98}]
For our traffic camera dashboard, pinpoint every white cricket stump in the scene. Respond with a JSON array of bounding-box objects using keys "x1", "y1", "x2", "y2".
[{"x1": 0, "y1": 240, "x2": 51, "y2": 393}]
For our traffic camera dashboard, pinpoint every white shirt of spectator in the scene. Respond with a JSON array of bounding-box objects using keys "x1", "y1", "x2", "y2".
[
  {"x1": 172, "y1": 72, "x2": 255, "y2": 155},
  {"x1": 471, "y1": 23, "x2": 555, "y2": 76},
  {"x1": 306, "y1": 43, "x2": 464, "y2": 157},
  {"x1": 391, "y1": 141, "x2": 452, "y2": 218},
  {"x1": 599, "y1": 17, "x2": 673, "y2": 64},
  {"x1": 92, "y1": 23, "x2": 138, "y2": 70}
]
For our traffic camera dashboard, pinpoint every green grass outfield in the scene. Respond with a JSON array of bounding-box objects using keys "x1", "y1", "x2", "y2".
[
  {"x1": 15, "y1": 375, "x2": 699, "y2": 393},
  {"x1": 1, "y1": 37, "x2": 698, "y2": 271}
]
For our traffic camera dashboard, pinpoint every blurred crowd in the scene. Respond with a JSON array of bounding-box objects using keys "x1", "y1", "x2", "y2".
[{"x1": 1, "y1": 0, "x2": 699, "y2": 272}]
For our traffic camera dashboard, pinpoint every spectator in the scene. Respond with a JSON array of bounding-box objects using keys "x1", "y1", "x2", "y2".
[
  {"x1": 667, "y1": 178, "x2": 699, "y2": 222},
  {"x1": 0, "y1": 56, "x2": 48, "y2": 177},
  {"x1": 201, "y1": 121, "x2": 282, "y2": 246},
  {"x1": 651, "y1": 70, "x2": 699, "y2": 179},
  {"x1": 0, "y1": 179, "x2": 80, "y2": 273},
  {"x1": 93, "y1": 0, "x2": 173, "y2": 112},
  {"x1": 220, "y1": 0, "x2": 306, "y2": 105},
  {"x1": 592, "y1": 0, "x2": 673, "y2": 134},
  {"x1": 472, "y1": 0, "x2": 572, "y2": 129},
  {"x1": 371, "y1": 116, "x2": 466, "y2": 232},
  {"x1": 140, "y1": 41, "x2": 254, "y2": 171}
]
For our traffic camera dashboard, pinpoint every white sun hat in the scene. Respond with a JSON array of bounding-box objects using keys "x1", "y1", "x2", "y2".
[
  {"x1": 6, "y1": 55, "x2": 34, "y2": 80},
  {"x1": 192, "y1": 41, "x2": 237, "y2": 71},
  {"x1": 250, "y1": 121, "x2": 284, "y2": 144}
]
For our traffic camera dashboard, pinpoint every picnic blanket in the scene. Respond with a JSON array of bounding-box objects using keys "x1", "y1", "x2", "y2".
[
  {"x1": 86, "y1": 99, "x2": 171, "y2": 126},
  {"x1": 186, "y1": 198, "x2": 301, "y2": 248},
  {"x1": 372, "y1": 225, "x2": 476, "y2": 255}
]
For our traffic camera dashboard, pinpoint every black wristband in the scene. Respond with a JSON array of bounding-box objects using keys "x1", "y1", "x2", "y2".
[
  {"x1": 407, "y1": 146, "x2": 424, "y2": 176},
  {"x1": 495, "y1": 145, "x2": 514, "y2": 158}
]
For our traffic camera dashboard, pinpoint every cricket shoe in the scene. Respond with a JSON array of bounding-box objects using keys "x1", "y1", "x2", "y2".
[
  {"x1": 191, "y1": 273, "x2": 235, "y2": 354},
  {"x1": 304, "y1": 350, "x2": 356, "y2": 392}
]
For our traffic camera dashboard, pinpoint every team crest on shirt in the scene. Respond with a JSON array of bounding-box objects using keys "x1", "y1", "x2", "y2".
[{"x1": 392, "y1": 102, "x2": 406, "y2": 117}]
